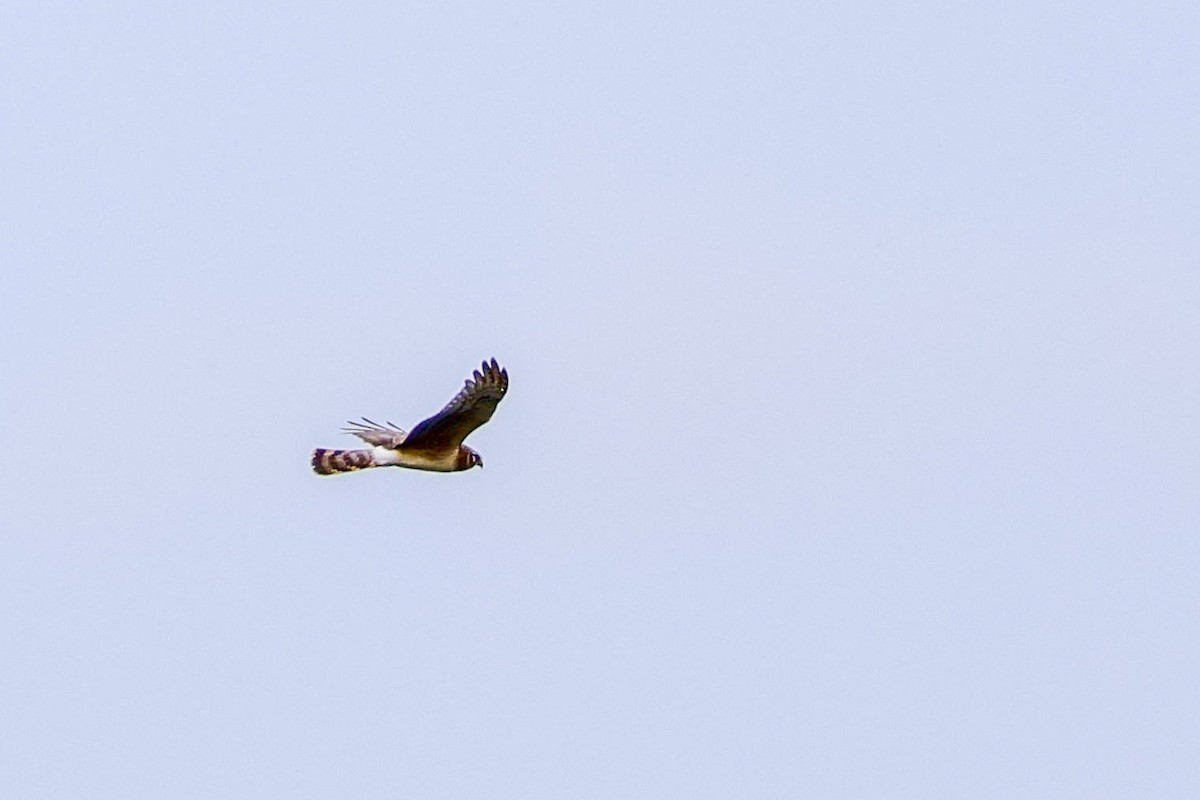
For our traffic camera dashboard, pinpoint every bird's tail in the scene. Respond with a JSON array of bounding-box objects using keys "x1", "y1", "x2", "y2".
[{"x1": 312, "y1": 448, "x2": 377, "y2": 475}]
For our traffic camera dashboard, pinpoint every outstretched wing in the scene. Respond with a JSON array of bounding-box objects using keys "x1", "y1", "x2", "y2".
[
  {"x1": 342, "y1": 418, "x2": 408, "y2": 448},
  {"x1": 402, "y1": 358, "x2": 508, "y2": 452}
]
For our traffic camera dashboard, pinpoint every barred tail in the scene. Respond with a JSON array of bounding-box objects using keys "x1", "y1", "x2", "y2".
[{"x1": 312, "y1": 448, "x2": 376, "y2": 475}]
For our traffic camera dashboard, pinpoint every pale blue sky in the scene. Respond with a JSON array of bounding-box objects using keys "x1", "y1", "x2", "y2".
[{"x1": 2, "y1": 2, "x2": 1198, "y2": 797}]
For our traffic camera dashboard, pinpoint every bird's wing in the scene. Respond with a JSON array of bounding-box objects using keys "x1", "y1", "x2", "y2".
[
  {"x1": 342, "y1": 418, "x2": 408, "y2": 448},
  {"x1": 401, "y1": 358, "x2": 508, "y2": 452}
]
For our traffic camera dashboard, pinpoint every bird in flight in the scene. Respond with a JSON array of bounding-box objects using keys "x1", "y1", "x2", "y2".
[{"x1": 312, "y1": 358, "x2": 508, "y2": 475}]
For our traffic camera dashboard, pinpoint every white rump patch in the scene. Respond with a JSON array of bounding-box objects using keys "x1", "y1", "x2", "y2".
[{"x1": 371, "y1": 446, "x2": 403, "y2": 466}]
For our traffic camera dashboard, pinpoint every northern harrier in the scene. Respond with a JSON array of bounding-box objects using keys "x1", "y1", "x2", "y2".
[{"x1": 312, "y1": 358, "x2": 508, "y2": 475}]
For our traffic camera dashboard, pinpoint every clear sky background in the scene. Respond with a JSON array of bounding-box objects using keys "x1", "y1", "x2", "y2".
[{"x1": 2, "y1": 2, "x2": 1197, "y2": 797}]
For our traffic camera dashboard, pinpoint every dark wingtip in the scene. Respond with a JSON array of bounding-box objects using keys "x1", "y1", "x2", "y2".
[{"x1": 482, "y1": 357, "x2": 505, "y2": 385}]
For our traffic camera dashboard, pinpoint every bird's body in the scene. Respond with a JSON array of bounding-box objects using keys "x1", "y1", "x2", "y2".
[{"x1": 312, "y1": 358, "x2": 508, "y2": 476}]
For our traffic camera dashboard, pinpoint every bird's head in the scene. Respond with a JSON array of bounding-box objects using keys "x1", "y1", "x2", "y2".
[{"x1": 463, "y1": 448, "x2": 483, "y2": 469}]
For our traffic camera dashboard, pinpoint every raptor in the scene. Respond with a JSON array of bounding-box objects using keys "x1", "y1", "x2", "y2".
[{"x1": 312, "y1": 358, "x2": 508, "y2": 475}]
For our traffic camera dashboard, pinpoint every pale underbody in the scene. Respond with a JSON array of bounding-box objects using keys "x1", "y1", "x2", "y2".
[{"x1": 371, "y1": 445, "x2": 461, "y2": 472}]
